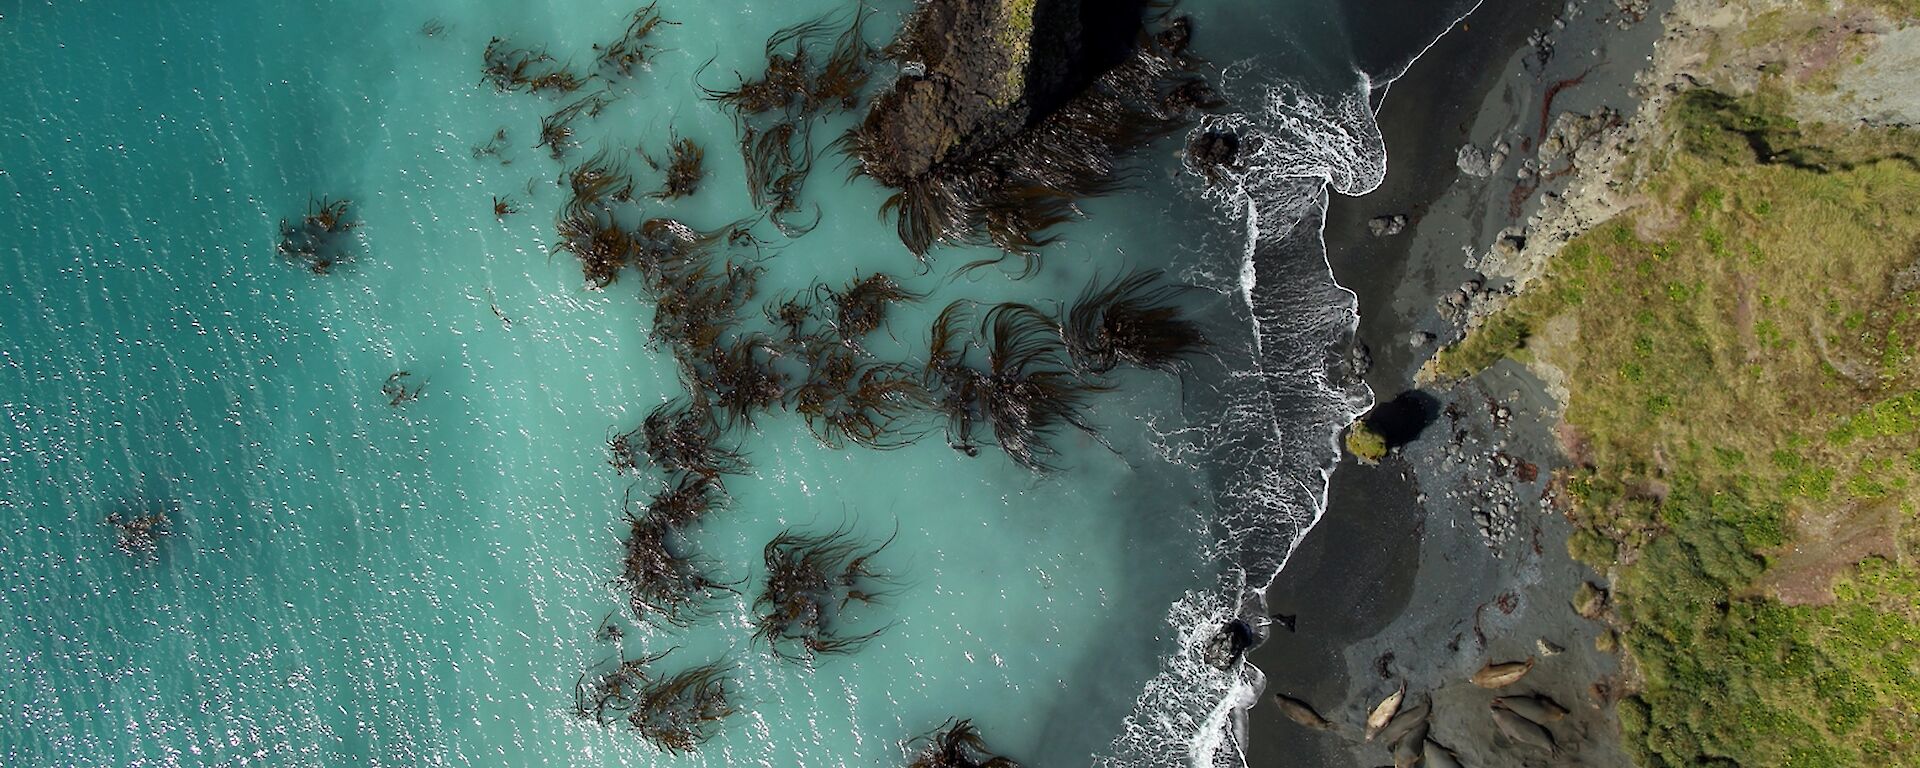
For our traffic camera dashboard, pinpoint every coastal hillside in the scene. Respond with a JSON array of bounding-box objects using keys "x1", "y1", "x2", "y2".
[{"x1": 1432, "y1": 1, "x2": 1920, "y2": 764}]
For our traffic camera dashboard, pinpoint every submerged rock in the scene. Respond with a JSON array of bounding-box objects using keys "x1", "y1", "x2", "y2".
[
  {"x1": 1204, "y1": 617, "x2": 1256, "y2": 669},
  {"x1": 1187, "y1": 128, "x2": 1242, "y2": 177}
]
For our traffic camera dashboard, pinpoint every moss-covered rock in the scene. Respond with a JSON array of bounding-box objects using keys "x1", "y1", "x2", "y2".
[{"x1": 854, "y1": 0, "x2": 1150, "y2": 186}]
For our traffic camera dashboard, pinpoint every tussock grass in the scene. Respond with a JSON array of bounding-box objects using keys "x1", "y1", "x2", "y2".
[{"x1": 1450, "y1": 89, "x2": 1920, "y2": 766}]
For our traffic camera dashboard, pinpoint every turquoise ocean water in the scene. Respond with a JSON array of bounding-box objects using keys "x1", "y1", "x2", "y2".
[{"x1": 0, "y1": 1, "x2": 1472, "y2": 765}]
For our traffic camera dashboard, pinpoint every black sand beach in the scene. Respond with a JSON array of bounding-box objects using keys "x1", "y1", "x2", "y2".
[{"x1": 1243, "y1": 0, "x2": 1671, "y2": 764}]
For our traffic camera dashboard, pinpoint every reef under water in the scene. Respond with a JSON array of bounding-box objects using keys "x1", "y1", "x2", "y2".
[{"x1": 0, "y1": 0, "x2": 1477, "y2": 765}]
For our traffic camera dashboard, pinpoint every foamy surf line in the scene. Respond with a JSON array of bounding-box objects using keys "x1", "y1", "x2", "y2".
[{"x1": 1103, "y1": 5, "x2": 1485, "y2": 763}]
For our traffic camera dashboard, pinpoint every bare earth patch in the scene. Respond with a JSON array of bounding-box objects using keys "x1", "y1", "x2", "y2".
[{"x1": 1758, "y1": 499, "x2": 1904, "y2": 605}]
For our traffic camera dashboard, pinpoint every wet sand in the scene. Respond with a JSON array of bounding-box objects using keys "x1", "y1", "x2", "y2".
[{"x1": 1242, "y1": 0, "x2": 1670, "y2": 765}]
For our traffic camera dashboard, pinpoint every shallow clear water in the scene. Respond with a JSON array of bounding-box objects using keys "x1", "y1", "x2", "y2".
[{"x1": 0, "y1": 1, "x2": 1472, "y2": 766}]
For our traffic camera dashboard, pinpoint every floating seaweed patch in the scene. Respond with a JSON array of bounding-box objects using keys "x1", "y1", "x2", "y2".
[
  {"x1": 576, "y1": 647, "x2": 675, "y2": 723},
  {"x1": 922, "y1": 301, "x2": 1108, "y2": 471},
  {"x1": 642, "y1": 135, "x2": 706, "y2": 200},
  {"x1": 492, "y1": 195, "x2": 520, "y2": 219},
  {"x1": 472, "y1": 127, "x2": 511, "y2": 164},
  {"x1": 753, "y1": 525, "x2": 896, "y2": 663},
  {"x1": 480, "y1": 37, "x2": 585, "y2": 96},
  {"x1": 1060, "y1": 269, "x2": 1207, "y2": 376},
  {"x1": 630, "y1": 661, "x2": 737, "y2": 754},
  {"x1": 276, "y1": 196, "x2": 359, "y2": 275},
  {"x1": 906, "y1": 718, "x2": 1023, "y2": 768},
  {"x1": 698, "y1": 8, "x2": 876, "y2": 232},
  {"x1": 594, "y1": 3, "x2": 674, "y2": 79},
  {"x1": 762, "y1": 288, "x2": 821, "y2": 345},
  {"x1": 821, "y1": 272, "x2": 920, "y2": 344},
  {"x1": 611, "y1": 396, "x2": 748, "y2": 479},
  {"x1": 536, "y1": 89, "x2": 616, "y2": 160},
  {"x1": 649, "y1": 261, "x2": 764, "y2": 355},
  {"x1": 684, "y1": 333, "x2": 788, "y2": 427},
  {"x1": 617, "y1": 510, "x2": 736, "y2": 626},
  {"x1": 633, "y1": 472, "x2": 726, "y2": 530},
  {"x1": 786, "y1": 332, "x2": 925, "y2": 450}
]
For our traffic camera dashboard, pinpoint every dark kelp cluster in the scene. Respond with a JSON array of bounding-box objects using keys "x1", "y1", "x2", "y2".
[
  {"x1": 846, "y1": 7, "x2": 1217, "y2": 269},
  {"x1": 618, "y1": 499, "x2": 735, "y2": 626},
  {"x1": 753, "y1": 525, "x2": 895, "y2": 663},
  {"x1": 644, "y1": 135, "x2": 706, "y2": 200},
  {"x1": 699, "y1": 9, "x2": 876, "y2": 233},
  {"x1": 1060, "y1": 269, "x2": 1207, "y2": 375},
  {"x1": 461, "y1": 2, "x2": 1219, "y2": 756},
  {"x1": 277, "y1": 196, "x2": 359, "y2": 275},
  {"x1": 906, "y1": 718, "x2": 1023, "y2": 768},
  {"x1": 574, "y1": 650, "x2": 736, "y2": 755},
  {"x1": 593, "y1": 3, "x2": 673, "y2": 79}
]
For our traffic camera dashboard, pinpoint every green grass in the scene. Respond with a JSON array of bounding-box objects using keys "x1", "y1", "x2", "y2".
[
  {"x1": 1345, "y1": 421, "x2": 1388, "y2": 463},
  {"x1": 1444, "y1": 89, "x2": 1920, "y2": 766}
]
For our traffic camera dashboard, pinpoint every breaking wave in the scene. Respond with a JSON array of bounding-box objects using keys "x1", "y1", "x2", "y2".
[{"x1": 1101, "y1": 75, "x2": 1386, "y2": 767}]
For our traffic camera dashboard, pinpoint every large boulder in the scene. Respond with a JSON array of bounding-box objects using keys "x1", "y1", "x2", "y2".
[{"x1": 855, "y1": 0, "x2": 1150, "y2": 185}]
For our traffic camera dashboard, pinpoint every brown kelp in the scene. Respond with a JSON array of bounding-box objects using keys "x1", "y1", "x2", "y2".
[
  {"x1": 537, "y1": 89, "x2": 615, "y2": 160},
  {"x1": 381, "y1": 371, "x2": 424, "y2": 406},
  {"x1": 575, "y1": 649, "x2": 736, "y2": 752},
  {"x1": 698, "y1": 11, "x2": 864, "y2": 119},
  {"x1": 492, "y1": 195, "x2": 521, "y2": 219},
  {"x1": 104, "y1": 509, "x2": 169, "y2": 556},
  {"x1": 922, "y1": 301, "x2": 1107, "y2": 471},
  {"x1": 738, "y1": 121, "x2": 818, "y2": 233},
  {"x1": 649, "y1": 261, "x2": 764, "y2": 354},
  {"x1": 699, "y1": 9, "x2": 876, "y2": 231},
  {"x1": 645, "y1": 135, "x2": 706, "y2": 200},
  {"x1": 553, "y1": 200, "x2": 637, "y2": 289},
  {"x1": 481, "y1": 37, "x2": 585, "y2": 96},
  {"x1": 633, "y1": 472, "x2": 726, "y2": 529},
  {"x1": 630, "y1": 661, "x2": 737, "y2": 754},
  {"x1": 906, "y1": 718, "x2": 1023, "y2": 768},
  {"x1": 753, "y1": 525, "x2": 895, "y2": 663},
  {"x1": 763, "y1": 289, "x2": 820, "y2": 345},
  {"x1": 594, "y1": 3, "x2": 673, "y2": 78},
  {"x1": 821, "y1": 272, "x2": 919, "y2": 342},
  {"x1": 611, "y1": 396, "x2": 747, "y2": 478},
  {"x1": 576, "y1": 648, "x2": 664, "y2": 722},
  {"x1": 1059, "y1": 269, "x2": 1206, "y2": 375},
  {"x1": 791, "y1": 347, "x2": 925, "y2": 450},
  {"x1": 846, "y1": 8, "x2": 1216, "y2": 265},
  {"x1": 276, "y1": 196, "x2": 359, "y2": 274},
  {"x1": 684, "y1": 333, "x2": 787, "y2": 427},
  {"x1": 618, "y1": 511, "x2": 736, "y2": 626},
  {"x1": 472, "y1": 127, "x2": 511, "y2": 164}
]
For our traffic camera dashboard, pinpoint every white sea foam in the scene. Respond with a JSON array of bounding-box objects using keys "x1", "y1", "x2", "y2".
[{"x1": 1103, "y1": 74, "x2": 1387, "y2": 767}]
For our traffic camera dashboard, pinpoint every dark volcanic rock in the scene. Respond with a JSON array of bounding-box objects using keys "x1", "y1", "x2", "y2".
[
  {"x1": 848, "y1": 0, "x2": 1199, "y2": 257},
  {"x1": 1188, "y1": 129, "x2": 1241, "y2": 173},
  {"x1": 856, "y1": 0, "x2": 1150, "y2": 186}
]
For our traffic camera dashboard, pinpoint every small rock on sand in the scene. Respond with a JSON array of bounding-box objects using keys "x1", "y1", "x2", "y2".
[
  {"x1": 1456, "y1": 144, "x2": 1493, "y2": 177},
  {"x1": 1368, "y1": 214, "x2": 1409, "y2": 237}
]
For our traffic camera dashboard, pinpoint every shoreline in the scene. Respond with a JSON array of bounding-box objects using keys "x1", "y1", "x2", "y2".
[{"x1": 1244, "y1": 0, "x2": 1669, "y2": 765}]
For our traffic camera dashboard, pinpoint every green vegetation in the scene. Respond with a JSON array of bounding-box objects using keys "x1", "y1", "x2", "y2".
[
  {"x1": 1346, "y1": 421, "x2": 1388, "y2": 463},
  {"x1": 1445, "y1": 89, "x2": 1920, "y2": 766},
  {"x1": 995, "y1": 0, "x2": 1038, "y2": 104}
]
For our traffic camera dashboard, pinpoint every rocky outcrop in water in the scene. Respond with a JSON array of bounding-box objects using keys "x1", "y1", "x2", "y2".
[{"x1": 848, "y1": 0, "x2": 1212, "y2": 261}]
